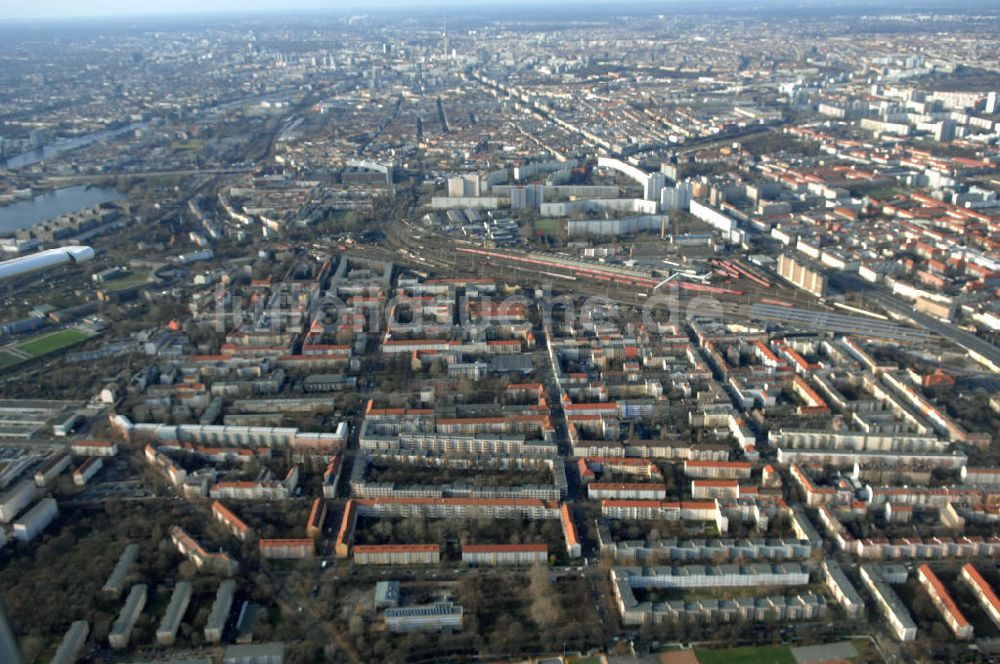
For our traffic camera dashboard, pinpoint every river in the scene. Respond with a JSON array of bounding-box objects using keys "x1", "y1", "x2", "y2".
[
  {"x1": 0, "y1": 186, "x2": 124, "y2": 234},
  {"x1": 3, "y1": 121, "x2": 146, "y2": 170}
]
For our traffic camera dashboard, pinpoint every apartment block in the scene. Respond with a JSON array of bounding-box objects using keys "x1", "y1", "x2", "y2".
[
  {"x1": 34, "y1": 452, "x2": 71, "y2": 487},
  {"x1": 587, "y1": 482, "x2": 667, "y2": 501},
  {"x1": 259, "y1": 539, "x2": 315, "y2": 559},
  {"x1": 14, "y1": 497, "x2": 58, "y2": 541},
  {"x1": 212, "y1": 500, "x2": 253, "y2": 541},
  {"x1": 823, "y1": 561, "x2": 865, "y2": 618},
  {"x1": 0, "y1": 480, "x2": 36, "y2": 523},
  {"x1": 103, "y1": 543, "x2": 139, "y2": 598},
  {"x1": 205, "y1": 579, "x2": 236, "y2": 643},
  {"x1": 156, "y1": 582, "x2": 193, "y2": 645},
  {"x1": 49, "y1": 620, "x2": 88, "y2": 664},
  {"x1": 860, "y1": 565, "x2": 916, "y2": 642},
  {"x1": 109, "y1": 584, "x2": 147, "y2": 649},
  {"x1": 354, "y1": 544, "x2": 440, "y2": 565},
  {"x1": 462, "y1": 544, "x2": 548, "y2": 566},
  {"x1": 961, "y1": 563, "x2": 1000, "y2": 629},
  {"x1": 918, "y1": 564, "x2": 972, "y2": 639}
]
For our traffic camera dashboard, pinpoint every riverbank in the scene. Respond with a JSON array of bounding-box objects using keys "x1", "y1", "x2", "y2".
[{"x1": 0, "y1": 185, "x2": 125, "y2": 235}]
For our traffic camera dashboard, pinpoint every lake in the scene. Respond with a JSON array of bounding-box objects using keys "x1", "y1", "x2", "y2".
[{"x1": 0, "y1": 186, "x2": 124, "y2": 234}]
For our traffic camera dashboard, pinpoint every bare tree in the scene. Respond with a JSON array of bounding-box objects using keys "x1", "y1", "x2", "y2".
[{"x1": 528, "y1": 563, "x2": 562, "y2": 627}]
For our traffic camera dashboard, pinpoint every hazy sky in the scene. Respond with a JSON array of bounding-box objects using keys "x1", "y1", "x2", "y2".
[
  {"x1": 0, "y1": 0, "x2": 975, "y2": 21},
  {"x1": 0, "y1": 0, "x2": 495, "y2": 20},
  {"x1": 4, "y1": 0, "x2": 411, "y2": 20}
]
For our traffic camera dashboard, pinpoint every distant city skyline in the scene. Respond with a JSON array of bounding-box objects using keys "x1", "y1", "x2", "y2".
[{"x1": 0, "y1": 0, "x2": 991, "y2": 21}]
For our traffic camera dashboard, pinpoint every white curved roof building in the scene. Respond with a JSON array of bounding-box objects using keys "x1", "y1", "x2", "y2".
[{"x1": 0, "y1": 246, "x2": 94, "y2": 282}]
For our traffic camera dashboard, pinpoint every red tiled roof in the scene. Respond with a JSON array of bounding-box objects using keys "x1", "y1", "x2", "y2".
[
  {"x1": 919, "y1": 564, "x2": 969, "y2": 628},
  {"x1": 70, "y1": 439, "x2": 114, "y2": 447},
  {"x1": 560, "y1": 504, "x2": 579, "y2": 546},
  {"x1": 212, "y1": 501, "x2": 250, "y2": 533},
  {"x1": 963, "y1": 564, "x2": 1000, "y2": 615}
]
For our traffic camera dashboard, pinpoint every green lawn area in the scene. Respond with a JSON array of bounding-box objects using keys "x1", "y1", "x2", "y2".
[
  {"x1": 695, "y1": 644, "x2": 795, "y2": 664},
  {"x1": 101, "y1": 271, "x2": 150, "y2": 292},
  {"x1": 0, "y1": 351, "x2": 23, "y2": 370},
  {"x1": 171, "y1": 139, "x2": 205, "y2": 152},
  {"x1": 868, "y1": 187, "x2": 903, "y2": 199},
  {"x1": 148, "y1": 174, "x2": 185, "y2": 187},
  {"x1": 851, "y1": 638, "x2": 874, "y2": 660},
  {"x1": 16, "y1": 329, "x2": 89, "y2": 357},
  {"x1": 532, "y1": 219, "x2": 562, "y2": 234}
]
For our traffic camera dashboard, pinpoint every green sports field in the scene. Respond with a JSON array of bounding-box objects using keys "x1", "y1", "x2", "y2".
[
  {"x1": 533, "y1": 219, "x2": 562, "y2": 234},
  {"x1": 16, "y1": 329, "x2": 89, "y2": 357},
  {"x1": 100, "y1": 270, "x2": 150, "y2": 292},
  {"x1": 0, "y1": 350, "x2": 23, "y2": 370}
]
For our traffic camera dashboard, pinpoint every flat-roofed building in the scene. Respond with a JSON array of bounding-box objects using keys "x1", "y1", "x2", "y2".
[
  {"x1": 384, "y1": 602, "x2": 463, "y2": 633},
  {"x1": 918, "y1": 564, "x2": 972, "y2": 639},
  {"x1": 103, "y1": 543, "x2": 139, "y2": 598},
  {"x1": 691, "y1": 479, "x2": 743, "y2": 500},
  {"x1": 587, "y1": 482, "x2": 667, "y2": 501},
  {"x1": 136, "y1": 422, "x2": 347, "y2": 452},
  {"x1": 961, "y1": 563, "x2": 1000, "y2": 629},
  {"x1": 156, "y1": 582, "x2": 193, "y2": 645},
  {"x1": 611, "y1": 568, "x2": 826, "y2": 626},
  {"x1": 223, "y1": 641, "x2": 285, "y2": 664},
  {"x1": 14, "y1": 497, "x2": 58, "y2": 541},
  {"x1": 69, "y1": 440, "x2": 118, "y2": 457},
  {"x1": 354, "y1": 544, "x2": 440, "y2": 565},
  {"x1": 374, "y1": 580, "x2": 400, "y2": 609},
  {"x1": 0, "y1": 480, "x2": 36, "y2": 523},
  {"x1": 860, "y1": 564, "x2": 916, "y2": 642},
  {"x1": 49, "y1": 620, "x2": 88, "y2": 664},
  {"x1": 602, "y1": 533, "x2": 812, "y2": 563},
  {"x1": 205, "y1": 579, "x2": 236, "y2": 643},
  {"x1": 210, "y1": 478, "x2": 292, "y2": 501},
  {"x1": 0, "y1": 604, "x2": 20, "y2": 664},
  {"x1": 462, "y1": 544, "x2": 548, "y2": 566},
  {"x1": 778, "y1": 253, "x2": 827, "y2": 297},
  {"x1": 823, "y1": 561, "x2": 865, "y2": 618},
  {"x1": 109, "y1": 584, "x2": 147, "y2": 649},
  {"x1": 790, "y1": 507, "x2": 822, "y2": 549},
  {"x1": 601, "y1": 499, "x2": 728, "y2": 534},
  {"x1": 778, "y1": 446, "x2": 964, "y2": 470},
  {"x1": 622, "y1": 563, "x2": 809, "y2": 589},
  {"x1": 961, "y1": 467, "x2": 1000, "y2": 486}
]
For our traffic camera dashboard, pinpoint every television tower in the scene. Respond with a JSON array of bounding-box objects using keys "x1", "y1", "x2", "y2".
[{"x1": 443, "y1": 17, "x2": 449, "y2": 60}]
